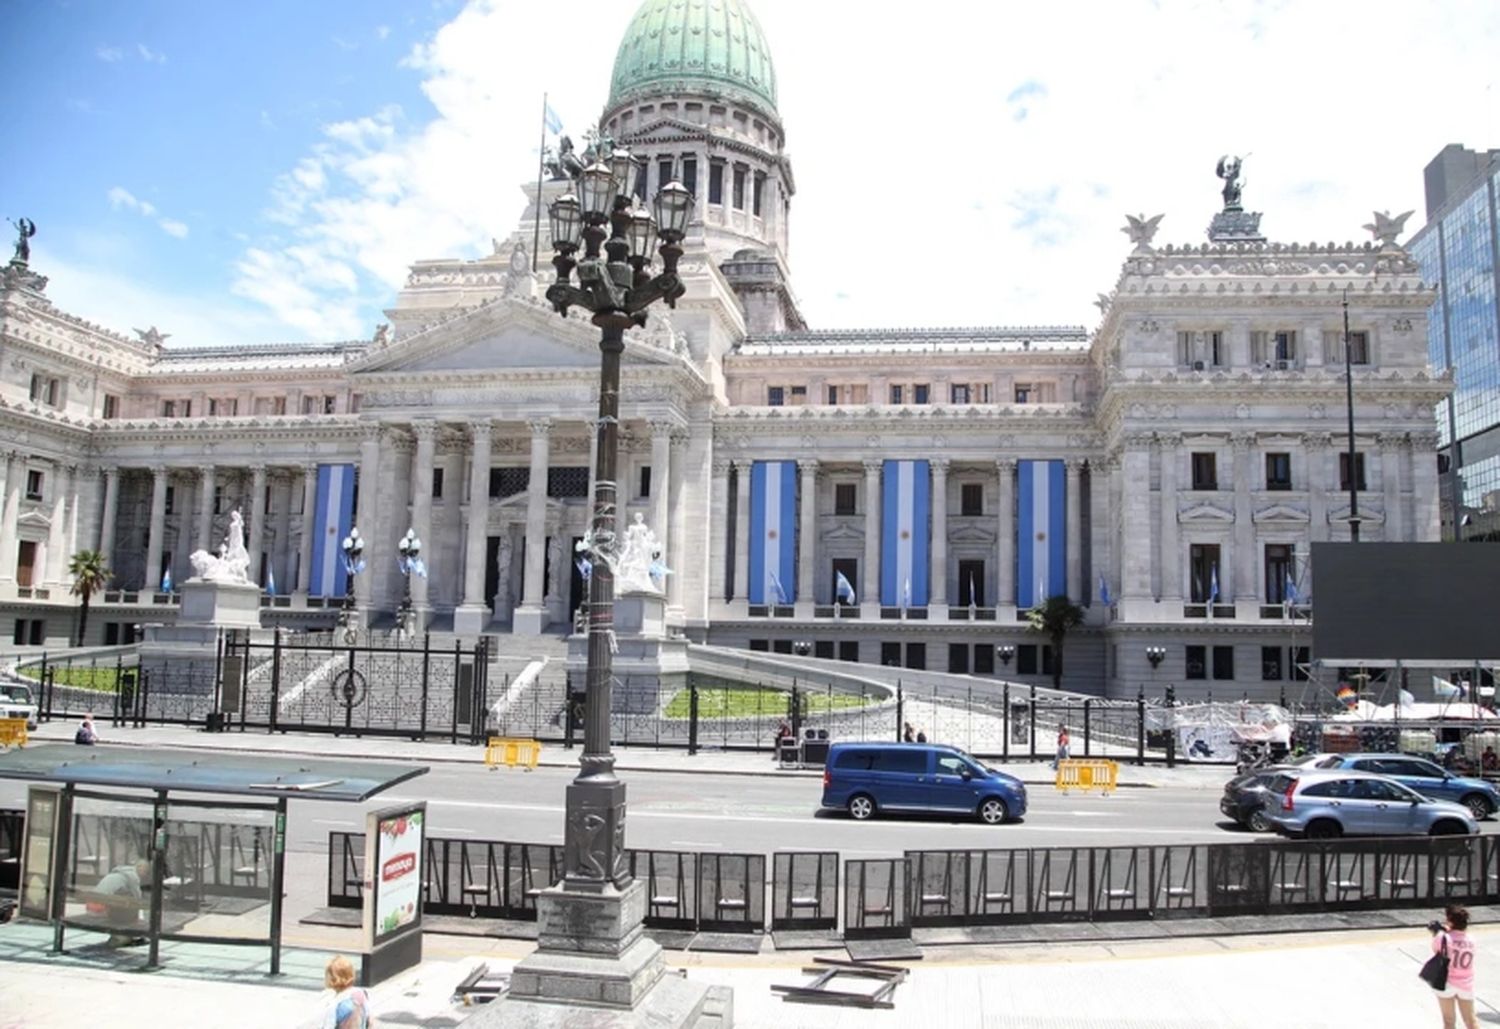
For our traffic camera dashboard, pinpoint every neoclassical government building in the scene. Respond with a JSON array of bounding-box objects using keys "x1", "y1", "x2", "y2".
[{"x1": 0, "y1": 0, "x2": 1448, "y2": 698}]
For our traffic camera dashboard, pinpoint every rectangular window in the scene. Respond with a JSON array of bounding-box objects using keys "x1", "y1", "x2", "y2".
[
  {"x1": 827, "y1": 385, "x2": 839, "y2": 405},
  {"x1": 1191, "y1": 452, "x2": 1218, "y2": 490},
  {"x1": 1338, "y1": 452, "x2": 1367, "y2": 491},
  {"x1": 681, "y1": 157, "x2": 697, "y2": 198},
  {"x1": 839, "y1": 640, "x2": 860, "y2": 663},
  {"x1": 29, "y1": 374, "x2": 59, "y2": 406},
  {"x1": 164, "y1": 485, "x2": 176, "y2": 515},
  {"x1": 957, "y1": 559, "x2": 985, "y2": 606},
  {"x1": 301, "y1": 396, "x2": 316, "y2": 415},
  {"x1": 28, "y1": 373, "x2": 42, "y2": 402},
  {"x1": 749, "y1": 639, "x2": 769, "y2": 652},
  {"x1": 950, "y1": 384, "x2": 970, "y2": 404},
  {"x1": 834, "y1": 482, "x2": 856, "y2": 515},
  {"x1": 490, "y1": 467, "x2": 529, "y2": 499},
  {"x1": 949, "y1": 643, "x2": 970, "y2": 675},
  {"x1": 1185, "y1": 645, "x2": 1207, "y2": 680},
  {"x1": 323, "y1": 395, "x2": 336, "y2": 414},
  {"x1": 1017, "y1": 644, "x2": 1038, "y2": 675},
  {"x1": 1290, "y1": 646, "x2": 1310, "y2": 681},
  {"x1": 814, "y1": 640, "x2": 835, "y2": 660},
  {"x1": 752, "y1": 172, "x2": 764, "y2": 216},
  {"x1": 24, "y1": 469, "x2": 43, "y2": 500},
  {"x1": 1212, "y1": 645, "x2": 1235, "y2": 681},
  {"x1": 640, "y1": 466, "x2": 652, "y2": 499},
  {"x1": 708, "y1": 161, "x2": 724, "y2": 204},
  {"x1": 16, "y1": 542, "x2": 37, "y2": 588},
  {"x1": 880, "y1": 642, "x2": 902, "y2": 667},
  {"x1": 208, "y1": 398, "x2": 221, "y2": 416},
  {"x1": 1262, "y1": 646, "x2": 1283, "y2": 681},
  {"x1": 973, "y1": 644, "x2": 994, "y2": 675},
  {"x1": 431, "y1": 467, "x2": 444, "y2": 499},
  {"x1": 272, "y1": 396, "x2": 286, "y2": 415},
  {"x1": 213, "y1": 485, "x2": 225, "y2": 515},
  {"x1": 1347, "y1": 330, "x2": 1369, "y2": 365},
  {"x1": 913, "y1": 384, "x2": 929, "y2": 405},
  {"x1": 1189, "y1": 543, "x2": 1221, "y2": 603},
  {"x1": 657, "y1": 158, "x2": 674, "y2": 195},
  {"x1": 1273, "y1": 330, "x2": 1296, "y2": 365},
  {"x1": 1208, "y1": 331, "x2": 1223, "y2": 367},
  {"x1": 732, "y1": 166, "x2": 746, "y2": 209},
  {"x1": 1265, "y1": 452, "x2": 1292, "y2": 490},
  {"x1": 102, "y1": 394, "x2": 120, "y2": 419},
  {"x1": 1014, "y1": 383, "x2": 1032, "y2": 403},
  {"x1": 767, "y1": 386, "x2": 785, "y2": 406},
  {"x1": 162, "y1": 399, "x2": 176, "y2": 417},
  {"x1": 961, "y1": 482, "x2": 983, "y2": 516},
  {"x1": 1264, "y1": 543, "x2": 1293, "y2": 603},
  {"x1": 889, "y1": 384, "x2": 903, "y2": 404},
  {"x1": 789, "y1": 385, "x2": 807, "y2": 403},
  {"x1": 772, "y1": 639, "x2": 793, "y2": 654}
]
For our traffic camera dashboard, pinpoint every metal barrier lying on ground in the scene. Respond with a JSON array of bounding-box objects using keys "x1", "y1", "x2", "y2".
[
  {"x1": 1054, "y1": 759, "x2": 1118, "y2": 794},
  {"x1": 484, "y1": 737, "x2": 540, "y2": 771}
]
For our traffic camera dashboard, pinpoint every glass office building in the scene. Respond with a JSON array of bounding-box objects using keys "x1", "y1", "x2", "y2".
[{"x1": 1410, "y1": 145, "x2": 1500, "y2": 540}]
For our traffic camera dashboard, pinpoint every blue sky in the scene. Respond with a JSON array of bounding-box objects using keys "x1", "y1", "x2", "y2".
[{"x1": 3, "y1": 1, "x2": 1498, "y2": 347}]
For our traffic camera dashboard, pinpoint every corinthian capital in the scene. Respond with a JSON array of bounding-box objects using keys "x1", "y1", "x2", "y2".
[{"x1": 528, "y1": 417, "x2": 553, "y2": 438}]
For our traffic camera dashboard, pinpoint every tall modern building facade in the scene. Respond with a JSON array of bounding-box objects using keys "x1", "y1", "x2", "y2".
[{"x1": 1409, "y1": 145, "x2": 1500, "y2": 540}]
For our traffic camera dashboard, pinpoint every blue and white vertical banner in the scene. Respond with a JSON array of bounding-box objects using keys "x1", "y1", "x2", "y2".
[
  {"x1": 747, "y1": 460, "x2": 797, "y2": 604},
  {"x1": 1017, "y1": 459, "x2": 1066, "y2": 608},
  {"x1": 881, "y1": 460, "x2": 930, "y2": 607},
  {"x1": 309, "y1": 463, "x2": 357, "y2": 598}
]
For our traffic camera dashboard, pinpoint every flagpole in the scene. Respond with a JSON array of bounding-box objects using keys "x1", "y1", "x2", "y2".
[{"x1": 532, "y1": 92, "x2": 548, "y2": 274}]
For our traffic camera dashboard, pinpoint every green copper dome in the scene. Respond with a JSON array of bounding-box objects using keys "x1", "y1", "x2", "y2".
[{"x1": 607, "y1": 0, "x2": 778, "y2": 117}]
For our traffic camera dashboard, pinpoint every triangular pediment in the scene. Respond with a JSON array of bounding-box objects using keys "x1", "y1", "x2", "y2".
[
  {"x1": 949, "y1": 523, "x2": 997, "y2": 544},
  {"x1": 16, "y1": 510, "x2": 51, "y2": 530},
  {"x1": 823, "y1": 522, "x2": 866, "y2": 542},
  {"x1": 386, "y1": 325, "x2": 604, "y2": 372},
  {"x1": 1178, "y1": 501, "x2": 1234, "y2": 523},
  {"x1": 1253, "y1": 503, "x2": 1310, "y2": 524},
  {"x1": 1329, "y1": 504, "x2": 1384, "y2": 526}
]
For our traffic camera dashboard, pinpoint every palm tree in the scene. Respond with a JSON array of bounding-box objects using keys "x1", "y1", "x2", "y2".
[
  {"x1": 68, "y1": 549, "x2": 112, "y2": 647},
  {"x1": 1025, "y1": 594, "x2": 1086, "y2": 691}
]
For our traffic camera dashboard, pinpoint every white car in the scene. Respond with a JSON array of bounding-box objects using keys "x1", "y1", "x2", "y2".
[{"x1": 0, "y1": 682, "x2": 39, "y2": 730}]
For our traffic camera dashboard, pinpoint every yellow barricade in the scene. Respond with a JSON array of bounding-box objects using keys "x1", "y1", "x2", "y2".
[
  {"x1": 485, "y1": 736, "x2": 540, "y2": 771},
  {"x1": 0, "y1": 717, "x2": 27, "y2": 749},
  {"x1": 1054, "y1": 758, "x2": 1118, "y2": 795}
]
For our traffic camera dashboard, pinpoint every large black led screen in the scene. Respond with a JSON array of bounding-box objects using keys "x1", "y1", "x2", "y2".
[{"x1": 1311, "y1": 543, "x2": 1500, "y2": 661}]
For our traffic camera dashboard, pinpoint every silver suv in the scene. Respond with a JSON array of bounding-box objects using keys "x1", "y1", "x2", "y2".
[{"x1": 1263, "y1": 769, "x2": 1478, "y2": 839}]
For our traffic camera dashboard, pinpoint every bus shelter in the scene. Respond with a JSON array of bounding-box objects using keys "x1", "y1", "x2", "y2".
[{"x1": 0, "y1": 744, "x2": 426, "y2": 973}]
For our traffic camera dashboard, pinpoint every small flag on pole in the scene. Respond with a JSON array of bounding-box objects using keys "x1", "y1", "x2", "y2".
[
  {"x1": 576, "y1": 556, "x2": 592, "y2": 581},
  {"x1": 1098, "y1": 573, "x2": 1112, "y2": 606},
  {"x1": 768, "y1": 572, "x2": 788, "y2": 605},
  {"x1": 266, "y1": 565, "x2": 276, "y2": 596},
  {"x1": 544, "y1": 102, "x2": 562, "y2": 135},
  {"x1": 1284, "y1": 574, "x2": 1299, "y2": 605},
  {"x1": 161, "y1": 567, "x2": 172, "y2": 593},
  {"x1": 835, "y1": 570, "x2": 856, "y2": 605},
  {"x1": 1209, "y1": 566, "x2": 1220, "y2": 604},
  {"x1": 902, "y1": 576, "x2": 912, "y2": 609}
]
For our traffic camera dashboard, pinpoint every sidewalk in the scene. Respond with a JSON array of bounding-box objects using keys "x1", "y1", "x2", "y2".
[
  {"x1": 20, "y1": 720, "x2": 1227, "y2": 788},
  {"x1": 0, "y1": 917, "x2": 1492, "y2": 1028}
]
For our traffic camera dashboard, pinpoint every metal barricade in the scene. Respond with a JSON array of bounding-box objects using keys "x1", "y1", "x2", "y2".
[
  {"x1": 843, "y1": 858, "x2": 908, "y2": 938},
  {"x1": 1206, "y1": 843, "x2": 1269, "y2": 915},
  {"x1": 1030, "y1": 847, "x2": 1088, "y2": 918},
  {"x1": 696, "y1": 852, "x2": 765, "y2": 933},
  {"x1": 327, "y1": 831, "x2": 364, "y2": 908},
  {"x1": 1090, "y1": 846, "x2": 1152, "y2": 919},
  {"x1": 484, "y1": 737, "x2": 540, "y2": 771},
  {"x1": 771, "y1": 851, "x2": 838, "y2": 931},
  {"x1": 627, "y1": 849, "x2": 698, "y2": 930},
  {"x1": 503, "y1": 843, "x2": 563, "y2": 919},
  {"x1": 1055, "y1": 759, "x2": 1119, "y2": 794},
  {"x1": 1152, "y1": 845, "x2": 1206, "y2": 916}
]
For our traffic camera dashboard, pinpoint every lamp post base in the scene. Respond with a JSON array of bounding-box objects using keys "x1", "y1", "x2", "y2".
[{"x1": 473, "y1": 879, "x2": 732, "y2": 1027}]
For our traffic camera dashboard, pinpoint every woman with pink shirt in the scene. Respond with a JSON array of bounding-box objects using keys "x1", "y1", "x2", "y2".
[{"x1": 1429, "y1": 904, "x2": 1478, "y2": 1029}]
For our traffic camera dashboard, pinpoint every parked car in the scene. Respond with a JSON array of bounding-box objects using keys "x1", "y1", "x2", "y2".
[
  {"x1": 1220, "y1": 768, "x2": 1290, "y2": 831},
  {"x1": 1303, "y1": 752, "x2": 1499, "y2": 820},
  {"x1": 0, "y1": 681, "x2": 38, "y2": 730},
  {"x1": 1263, "y1": 769, "x2": 1478, "y2": 839},
  {"x1": 821, "y1": 742, "x2": 1027, "y2": 824}
]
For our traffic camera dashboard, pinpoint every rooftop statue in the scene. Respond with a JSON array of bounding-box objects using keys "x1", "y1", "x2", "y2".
[
  {"x1": 7, "y1": 217, "x2": 36, "y2": 265},
  {"x1": 1121, "y1": 213, "x2": 1164, "y2": 254},
  {"x1": 188, "y1": 509, "x2": 252, "y2": 584},
  {"x1": 133, "y1": 326, "x2": 171, "y2": 346},
  {"x1": 1216, "y1": 155, "x2": 1246, "y2": 212},
  {"x1": 1364, "y1": 209, "x2": 1414, "y2": 250}
]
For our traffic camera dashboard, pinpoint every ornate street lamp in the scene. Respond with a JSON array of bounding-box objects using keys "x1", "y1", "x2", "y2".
[
  {"x1": 338, "y1": 527, "x2": 365, "y2": 644},
  {"x1": 791, "y1": 640, "x2": 813, "y2": 657},
  {"x1": 1145, "y1": 645, "x2": 1166, "y2": 671},
  {"x1": 396, "y1": 528, "x2": 421, "y2": 635},
  {"x1": 996, "y1": 644, "x2": 1016, "y2": 669},
  {"x1": 544, "y1": 139, "x2": 691, "y2": 895}
]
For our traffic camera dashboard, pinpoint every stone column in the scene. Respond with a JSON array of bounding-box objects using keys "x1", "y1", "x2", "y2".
[
  {"x1": 709, "y1": 458, "x2": 731, "y2": 602},
  {"x1": 144, "y1": 465, "x2": 168, "y2": 591},
  {"x1": 296, "y1": 462, "x2": 318, "y2": 596},
  {"x1": 996, "y1": 457, "x2": 1016, "y2": 609},
  {"x1": 356, "y1": 429, "x2": 381, "y2": 608},
  {"x1": 97, "y1": 467, "x2": 119, "y2": 566},
  {"x1": 797, "y1": 459, "x2": 819, "y2": 608},
  {"x1": 1158, "y1": 435, "x2": 1182, "y2": 600},
  {"x1": 930, "y1": 458, "x2": 949, "y2": 613},
  {"x1": 455, "y1": 419, "x2": 493, "y2": 634},
  {"x1": 1305, "y1": 433, "x2": 1330, "y2": 543},
  {"x1": 1380, "y1": 432, "x2": 1405, "y2": 542},
  {"x1": 649, "y1": 421, "x2": 672, "y2": 550},
  {"x1": 0, "y1": 452, "x2": 13, "y2": 584},
  {"x1": 733, "y1": 460, "x2": 752, "y2": 601},
  {"x1": 1410, "y1": 431, "x2": 1441, "y2": 541},
  {"x1": 1120, "y1": 436, "x2": 1152, "y2": 601},
  {"x1": 667, "y1": 431, "x2": 688, "y2": 615},
  {"x1": 1064, "y1": 458, "x2": 1083, "y2": 603},
  {"x1": 861, "y1": 458, "x2": 881, "y2": 614},
  {"x1": 409, "y1": 420, "x2": 437, "y2": 619},
  {"x1": 271, "y1": 471, "x2": 293, "y2": 595},
  {"x1": 1231, "y1": 433, "x2": 1256, "y2": 603},
  {"x1": 513, "y1": 418, "x2": 552, "y2": 634},
  {"x1": 66, "y1": 466, "x2": 90, "y2": 565},
  {"x1": 196, "y1": 464, "x2": 216, "y2": 552},
  {"x1": 247, "y1": 464, "x2": 268, "y2": 587},
  {"x1": 45, "y1": 464, "x2": 73, "y2": 586}
]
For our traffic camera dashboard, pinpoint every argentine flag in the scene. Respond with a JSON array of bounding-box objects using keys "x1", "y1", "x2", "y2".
[
  {"x1": 881, "y1": 460, "x2": 929, "y2": 607},
  {"x1": 1016, "y1": 459, "x2": 1066, "y2": 608},
  {"x1": 160, "y1": 566, "x2": 173, "y2": 593},
  {"x1": 309, "y1": 464, "x2": 357, "y2": 597},
  {"x1": 835, "y1": 570, "x2": 856, "y2": 605},
  {"x1": 748, "y1": 461, "x2": 797, "y2": 604}
]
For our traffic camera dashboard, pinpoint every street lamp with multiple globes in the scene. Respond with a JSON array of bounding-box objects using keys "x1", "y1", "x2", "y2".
[
  {"x1": 396, "y1": 528, "x2": 422, "y2": 635},
  {"x1": 338, "y1": 528, "x2": 365, "y2": 643},
  {"x1": 544, "y1": 139, "x2": 692, "y2": 893}
]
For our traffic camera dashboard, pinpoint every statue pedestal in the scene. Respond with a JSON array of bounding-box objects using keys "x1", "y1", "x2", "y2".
[
  {"x1": 471, "y1": 879, "x2": 730, "y2": 1027},
  {"x1": 568, "y1": 590, "x2": 689, "y2": 715},
  {"x1": 1207, "y1": 209, "x2": 1266, "y2": 244},
  {"x1": 139, "y1": 578, "x2": 263, "y2": 705}
]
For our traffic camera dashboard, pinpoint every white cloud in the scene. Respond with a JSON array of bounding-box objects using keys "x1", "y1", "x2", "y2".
[
  {"x1": 136, "y1": 43, "x2": 166, "y2": 64},
  {"x1": 95, "y1": 46, "x2": 124, "y2": 62},
  {"x1": 108, "y1": 186, "x2": 189, "y2": 239},
  {"x1": 226, "y1": 0, "x2": 1500, "y2": 339}
]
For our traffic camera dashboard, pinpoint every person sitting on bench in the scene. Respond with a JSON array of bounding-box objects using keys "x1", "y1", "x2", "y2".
[{"x1": 87, "y1": 859, "x2": 148, "y2": 946}]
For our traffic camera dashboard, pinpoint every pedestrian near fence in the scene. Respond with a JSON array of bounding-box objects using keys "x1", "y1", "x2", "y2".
[
  {"x1": 1053, "y1": 725, "x2": 1071, "y2": 770},
  {"x1": 1421, "y1": 905, "x2": 1477, "y2": 1029}
]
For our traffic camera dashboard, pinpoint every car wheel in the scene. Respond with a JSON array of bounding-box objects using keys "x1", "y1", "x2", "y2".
[
  {"x1": 1304, "y1": 819, "x2": 1342, "y2": 840},
  {"x1": 978, "y1": 797, "x2": 1009, "y2": 825},
  {"x1": 1430, "y1": 819, "x2": 1470, "y2": 836},
  {"x1": 847, "y1": 794, "x2": 876, "y2": 821},
  {"x1": 1247, "y1": 810, "x2": 1271, "y2": 833},
  {"x1": 1460, "y1": 794, "x2": 1493, "y2": 820}
]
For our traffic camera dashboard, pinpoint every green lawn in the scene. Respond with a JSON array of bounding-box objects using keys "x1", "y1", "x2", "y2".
[
  {"x1": 663, "y1": 685, "x2": 874, "y2": 719},
  {"x1": 20, "y1": 664, "x2": 125, "y2": 692}
]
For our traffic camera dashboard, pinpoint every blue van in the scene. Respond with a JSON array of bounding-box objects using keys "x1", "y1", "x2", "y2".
[{"x1": 821, "y1": 742, "x2": 1027, "y2": 824}]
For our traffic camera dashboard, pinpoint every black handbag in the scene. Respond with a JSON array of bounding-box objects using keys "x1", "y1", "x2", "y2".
[{"x1": 1419, "y1": 935, "x2": 1450, "y2": 990}]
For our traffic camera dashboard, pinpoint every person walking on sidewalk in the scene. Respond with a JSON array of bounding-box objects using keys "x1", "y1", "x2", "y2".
[
  {"x1": 1053, "y1": 725, "x2": 1071, "y2": 770},
  {"x1": 322, "y1": 955, "x2": 372, "y2": 1029},
  {"x1": 1427, "y1": 905, "x2": 1478, "y2": 1029}
]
